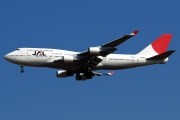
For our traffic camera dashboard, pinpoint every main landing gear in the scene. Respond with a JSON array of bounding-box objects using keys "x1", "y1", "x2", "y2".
[
  {"x1": 76, "y1": 68, "x2": 93, "y2": 80},
  {"x1": 20, "y1": 65, "x2": 24, "y2": 73}
]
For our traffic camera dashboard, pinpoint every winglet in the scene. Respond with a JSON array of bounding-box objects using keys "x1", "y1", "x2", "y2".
[
  {"x1": 133, "y1": 30, "x2": 139, "y2": 35},
  {"x1": 130, "y1": 30, "x2": 139, "y2": 35},
  {"x1": 101, "y1": 71, "x2": 114, "y2": 76},
  {"x1": 107, "y1": 71, "x2": 114, "y2": 76}
]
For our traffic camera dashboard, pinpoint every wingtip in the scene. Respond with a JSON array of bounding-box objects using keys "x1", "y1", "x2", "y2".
[
  {"x1": 133, "y1": 30, "x2": 139, "y2": 35},
  {"x1": 129, "y1": 30, "x2": 139, "y2": 35},
  {"x1": 109, "y1": 71, "x2": 114, "y2": 75}
]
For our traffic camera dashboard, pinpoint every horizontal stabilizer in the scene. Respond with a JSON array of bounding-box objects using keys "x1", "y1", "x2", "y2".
[{"x1": 146, "y1": 50, "x2": 175, "y2": 60}]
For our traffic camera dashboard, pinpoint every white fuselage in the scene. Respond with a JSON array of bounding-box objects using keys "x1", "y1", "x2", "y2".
[{"x1": 4, "y1": 48, "x2": 167, "y2": 71}]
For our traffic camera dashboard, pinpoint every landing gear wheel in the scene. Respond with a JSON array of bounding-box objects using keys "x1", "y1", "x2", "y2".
[
  {"x1": 20, "y1": 65, "x2": 24, "y2": 73},
  {"x1": 21, "y1": 69, "x2": 24, "y2": 73},
  {"x1": 76, "y1": 74, "x2": 82, "y2": 80}
]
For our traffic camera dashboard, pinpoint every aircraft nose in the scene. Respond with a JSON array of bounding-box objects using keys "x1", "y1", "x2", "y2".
[
  {"x1": 4, "y1": 53, "x2": 13, "y2": 61},
  {"x1": 4, "y1": 54, "x2": 8, "y2": 60}
]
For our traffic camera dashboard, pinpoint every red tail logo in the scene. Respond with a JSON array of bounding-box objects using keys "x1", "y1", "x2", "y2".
[{"x1": 151, "y1": 34, "x2": 172, "y2": 54}]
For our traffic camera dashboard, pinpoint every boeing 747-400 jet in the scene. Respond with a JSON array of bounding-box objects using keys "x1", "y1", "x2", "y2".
[{"x1": 4, "y1": 30, "x2": 175, "y2": 80}]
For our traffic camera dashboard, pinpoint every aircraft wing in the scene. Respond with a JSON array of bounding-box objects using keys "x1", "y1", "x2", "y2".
[
  {"x1": 101, "y1": 30, "x2": 139, "y2": 48},
  {"x1": 76, "y1": 30, "x2": 139, "y2": 69},
  {"x1": 78, "y1": 30, "x2": 139, "y2": 57},
  {"x1": 74, "y1": 71, "x2": 115, "y2": 80},
  {"x1": 92, "y1": 71, "x2": 114, "y2": 76}
]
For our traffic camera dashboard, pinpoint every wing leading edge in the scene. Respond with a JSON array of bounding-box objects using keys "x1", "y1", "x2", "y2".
[{"x1": 102, "y1": 30, "x2": 139, "y2": 47}]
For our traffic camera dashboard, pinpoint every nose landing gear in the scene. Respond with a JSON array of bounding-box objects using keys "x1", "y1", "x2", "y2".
[{"x1": 20, "y1": 66, "x2": 24, "y2": 73}]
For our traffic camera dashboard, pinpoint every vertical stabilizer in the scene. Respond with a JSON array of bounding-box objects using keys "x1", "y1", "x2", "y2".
[{"x1": 137, "y1": 34, "x2": 172, "y2": 55}]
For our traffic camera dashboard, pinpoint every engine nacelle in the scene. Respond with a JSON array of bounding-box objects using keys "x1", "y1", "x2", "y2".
[
  {"x1": 63, "y1": 56, "x2": 74, "y2": 63},
  {"x1": 56, "y1": 70, "x2": 73, "y2": 78},
  {"x1": 88, "y1": 47, "x2": 102, "y2": 55}
]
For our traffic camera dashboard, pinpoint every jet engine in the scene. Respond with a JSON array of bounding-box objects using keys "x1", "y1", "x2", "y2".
[
  {"x1": 63, "y1": 56, "x2": 74, "y2": 63},
  {"x1": 56, "y1": 70, "x2": 73, "y2": 78},
  {"x1": 88, "y1": 47, "x2": 102, "y2": 55},
  {"x1": 54, "y1": 56, "x2": 78, "y2": 63}
]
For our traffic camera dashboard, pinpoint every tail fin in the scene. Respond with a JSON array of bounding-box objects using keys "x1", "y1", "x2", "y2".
[{"x1": 137, "y1": 34, "x2": 172, "y2": 55}]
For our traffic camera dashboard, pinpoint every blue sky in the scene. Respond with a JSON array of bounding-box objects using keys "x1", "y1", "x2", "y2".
[{"x1": 0, "y1": 0, "x2": 180, "y2": 120}]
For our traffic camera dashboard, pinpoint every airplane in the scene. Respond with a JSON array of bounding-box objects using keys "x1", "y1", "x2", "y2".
[{"x1": 4, "y1": 30, "x2": 175, "y2": 80}]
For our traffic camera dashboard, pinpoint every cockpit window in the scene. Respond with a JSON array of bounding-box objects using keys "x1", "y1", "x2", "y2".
[{"x1": 16, "y1": 48, "x2": 20, "y2": 50}]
